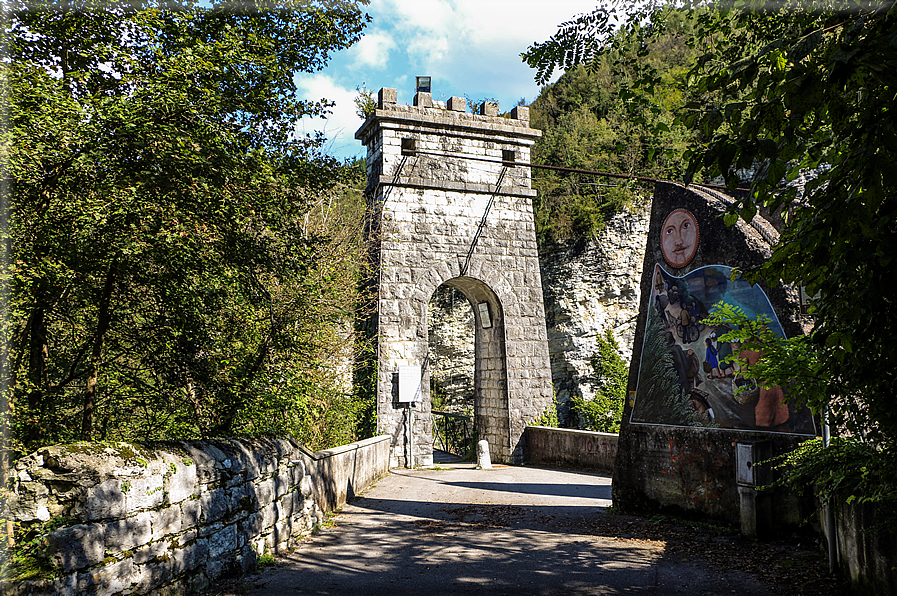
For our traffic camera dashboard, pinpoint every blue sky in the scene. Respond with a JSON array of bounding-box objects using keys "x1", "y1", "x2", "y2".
[{"x1": 294, "y1": 0, "x2": 601, "y2": 160}]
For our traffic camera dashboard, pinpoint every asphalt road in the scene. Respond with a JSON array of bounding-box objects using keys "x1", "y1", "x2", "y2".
[{"x1": 217, "y1": 461, "x2": 774, "y2": 596}]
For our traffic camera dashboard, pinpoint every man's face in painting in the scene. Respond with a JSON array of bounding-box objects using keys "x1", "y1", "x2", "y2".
[{"x1": 661, "y1": 208, "x2": 698, "y2": 268}]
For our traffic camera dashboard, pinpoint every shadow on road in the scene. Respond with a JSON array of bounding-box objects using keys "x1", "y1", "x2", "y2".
[{"x1": 220, "y1": 465, "x2": 786, "y2": 595}]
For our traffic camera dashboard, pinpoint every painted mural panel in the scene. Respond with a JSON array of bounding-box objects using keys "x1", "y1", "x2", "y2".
[{"x1": 630, "y1": 264, "x2": 815, "y2": 435}]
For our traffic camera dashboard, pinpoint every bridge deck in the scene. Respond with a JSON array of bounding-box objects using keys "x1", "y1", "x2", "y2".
[{"x1": 223, "y1": 464, "x2": 782, "y2": 595}]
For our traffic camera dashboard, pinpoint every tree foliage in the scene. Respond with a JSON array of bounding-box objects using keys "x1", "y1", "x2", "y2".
[
  {"x1": 774, "y1": 437, "x2": 897, "y2": 521},
  {"x1": 525, "y1": 0, "x2": 897, "y2": 442},
  {"x1": 526, "y1": 10, "x2": 701, "y2": 244},
  {"x1": 704, "y1": 303, "x2": 829, "y2": 417},
  {"x1": 572, "y1": 329, "x2": 628, "y2": 433},
  {"x1": 2, "y1": 0, "x2": 373, "y2": 455}
]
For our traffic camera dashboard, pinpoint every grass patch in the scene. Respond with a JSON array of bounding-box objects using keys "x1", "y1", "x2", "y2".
[{"x1": 255, "y1": 553, "x2": 276, "y2": 570}]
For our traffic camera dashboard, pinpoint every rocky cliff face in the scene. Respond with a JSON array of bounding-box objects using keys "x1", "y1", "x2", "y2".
[
  {"x1": 427, "y1": 285, "x2": 475, "y2": 413},
  {"x1": 427, "y1": 204, "x2": 650, "y2": 425},
  {"x1": 539, "y1": 204, "x2": 650, "y2": 425}
]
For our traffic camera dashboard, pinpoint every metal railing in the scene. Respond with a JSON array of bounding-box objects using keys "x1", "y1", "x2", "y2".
[{"x1": 431, "y1": 411, "x2": 474, "y2": 458}]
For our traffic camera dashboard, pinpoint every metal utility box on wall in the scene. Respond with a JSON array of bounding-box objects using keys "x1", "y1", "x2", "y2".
[
  {"x1": 398, "y1": 365, "x2": 422, "y2": 403},
  {"x1": 736, "y1": 441, "x2": 772, "y2": 487},
  {"x1": 736, "y1": 440, "x2": 773, "y2": 537}
]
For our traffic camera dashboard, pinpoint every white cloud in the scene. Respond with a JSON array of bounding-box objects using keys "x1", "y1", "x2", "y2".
[
  {"x1": 347, "y1": 31, "x2": 396, "y2": 69},
  {"x1": 379, "y1": 0, "x2": 457, "y2": 34},
  {"x1": 367, "y1": 0, "x2": 600, "y2": 96},
  {"x1": 294, "y1": 73, "x2": 366, "y2": 158},
  {"x1": 375, "y1": 0, "x2": 598, "y2": 57},
  {"x1": 301, "y1": 0, "x2": 601, "y2": 157}
]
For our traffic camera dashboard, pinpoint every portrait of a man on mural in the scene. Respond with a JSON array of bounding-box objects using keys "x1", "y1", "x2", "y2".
[{"x1": 661, "y1": 208, "x2": 699, "y2": 269}]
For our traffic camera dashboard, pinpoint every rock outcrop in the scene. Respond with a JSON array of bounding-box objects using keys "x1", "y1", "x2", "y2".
[{"x1": 539, "y1": 204, "x2": 650, "y2": 425}]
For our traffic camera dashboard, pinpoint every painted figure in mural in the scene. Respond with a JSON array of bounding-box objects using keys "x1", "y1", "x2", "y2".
[
  {"x1": 632, "y1": 263, "x2": 815, "y2": 434},
  {"x1": 686, "y1": 349, "x2": 701, "y2": 389},
  {"x1": 668, "y1": 283, "x2": 681, "y2": 306},
  {"x1": 705, "y1": 337, "x2": 722, "y2": 379},
  {"x1": 687, "y1": 297, "x2": 702, "y2": 326},
  {"x1": 690, "y1": 389, "x2": 714, "y2": 422},
  {"x1": 654, "y1": 268, "x2": 666, "y2": 294},
  {"x1": 661, "y1": 208, "x2": 699, "y2": 268},
  {"x1": 740, "y1": 348, "x2": 790, "y2": 429},
  {"x1": 730, "y1": 340, "x2": 744, "y2": 373},
  {"x1": 717, "y1": 339, "x2": 734, "y2": 377}
]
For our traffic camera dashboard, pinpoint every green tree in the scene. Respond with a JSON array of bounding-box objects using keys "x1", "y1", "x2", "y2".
[
  {"x1": 526, "y1": 12, "x2": 701, "y2": 244},
  {"x1": 2, "y1": 0, "x2": 371, "y2": 455},
  {"x1": 524, "y1": 0, "x2": 897, "y2": 520},
  {"x1": 524, "y1": 0, "x2": 897, "y2": 441},
  {"x1": 572, "y1": 330, "x2": 628, "y2": 433}
]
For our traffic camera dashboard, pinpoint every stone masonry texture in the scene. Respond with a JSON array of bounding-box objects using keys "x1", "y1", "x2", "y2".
[
  {"x1": 4, "y1": 436, "x2": 390, "y2": 595},
  {"x1": 355, "y1": 89, "x2": 554, "y2": 466},
  {"x1": 427, "y1": 206, "x2": 651, "y2": 428}
]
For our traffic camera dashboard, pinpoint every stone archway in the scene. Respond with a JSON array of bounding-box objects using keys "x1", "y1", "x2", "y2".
[
  {"x1": 355, "y1": 86, "x2": 554, "y2": 467},
  {"x1": 437, "y1": 276, "x2": 509, "y2": 461},
  {"x1": 427, "y1": 285, "x2": 475, "y2": 416},
  {"x1": 404, "y1": 256, "x2": 539, "y2": 465},
  {"x1": 422, "y1": 269, "x2": 513, "y2": 462}
]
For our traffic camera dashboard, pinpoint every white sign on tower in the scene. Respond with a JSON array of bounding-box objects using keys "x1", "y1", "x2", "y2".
[{"x1": 398, "y1": 365, "x2": 422, "y2": 403}]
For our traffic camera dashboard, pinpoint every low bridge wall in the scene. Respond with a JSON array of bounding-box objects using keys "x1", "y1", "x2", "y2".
[
  {"x1": 525, "y1": 426, "x2": 618, "y2": 473},
  {"x1": 823, "y1": 499, "x2": 897, "y2": 595},
  {"x1": 4, "y1": 435, "x2": 390, "y2": 595}
]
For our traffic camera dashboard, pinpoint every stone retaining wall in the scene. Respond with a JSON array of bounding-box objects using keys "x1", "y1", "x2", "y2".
[
  {"x1": 4, "y1": 435, "x2": 390, "y2": 595},
  {"x1": 823, "y1": 500, "x2": 897, "y2": 595},
  {"x1": 614, "y1": 425, "x2": 809, "y2": 526},
  {"x1": 525, "y1": 427, "x2": 618, "y2": 473}
]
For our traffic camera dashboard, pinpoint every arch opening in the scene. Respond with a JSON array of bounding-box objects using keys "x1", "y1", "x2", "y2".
[
  {"x1": 428, "y1": 286, "x2": 474, "y2": 413},
  {"x1": 427, "y1": 286, "x2": 475, "y2": 459},
  {"x1": 425, "y1": 276, "x2": 510, "y2": 462}
]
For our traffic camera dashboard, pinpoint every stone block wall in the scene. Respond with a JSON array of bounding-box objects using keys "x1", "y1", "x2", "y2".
[
  {"x1": 525, "y1": 426, "x2": 618, "y2": 473},
  {"x1": 823, "y1": 500, "x2": 897, "y2": 595},
  {"x1": 4, "y1": 436, "x2": 390, "y2": 595},
  {"x1": 613, "y1": 181, "x2": 814, "y2": 528},
  {"x1": 356, "y1": 89, "x2": 554, "y2": 466}
]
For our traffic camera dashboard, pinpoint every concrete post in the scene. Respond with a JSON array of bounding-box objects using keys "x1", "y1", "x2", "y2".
[
  {"x1": 476, "y1": 440, "x2": 493, "y2": 470},
  {"x1": 735, "y1": 441, "x2": 773, "y2": 538}
]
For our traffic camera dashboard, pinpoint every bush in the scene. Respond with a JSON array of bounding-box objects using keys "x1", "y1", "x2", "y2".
[{"x1": 573, "y1": 330, "x2": 627, "y2": 433}]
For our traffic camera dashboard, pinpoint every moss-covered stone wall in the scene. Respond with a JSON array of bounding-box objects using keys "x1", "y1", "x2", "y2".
[{"x1": 4, "y1": 436, "x2": 389, "y2": 595}]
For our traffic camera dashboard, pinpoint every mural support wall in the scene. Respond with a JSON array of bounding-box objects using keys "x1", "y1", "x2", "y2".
[{"x1": 613, "y1": 181, "x2": 817, "y2": 529}]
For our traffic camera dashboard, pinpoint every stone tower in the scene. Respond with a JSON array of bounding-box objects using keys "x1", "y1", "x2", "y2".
[{"x1": 355, "y1": 88, "x2": 553, "y2": 467}]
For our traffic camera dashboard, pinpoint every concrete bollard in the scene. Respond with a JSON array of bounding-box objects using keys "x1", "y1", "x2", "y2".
[{"x1": 476, "y1": 440, "x2": 492, "y2": 470}]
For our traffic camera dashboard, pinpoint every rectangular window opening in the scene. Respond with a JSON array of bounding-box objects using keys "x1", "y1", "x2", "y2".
[
  {"x1": 401, "y1": 137, "x2": 417, "y2": 156},
  {"x1": 502, "y1": 149, "x2": 516, "y2": 167}
]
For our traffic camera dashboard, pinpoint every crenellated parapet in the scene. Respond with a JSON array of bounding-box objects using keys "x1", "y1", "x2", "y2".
[{"x1": 355, "y1": 88, "x2": 541, "y2": 199}]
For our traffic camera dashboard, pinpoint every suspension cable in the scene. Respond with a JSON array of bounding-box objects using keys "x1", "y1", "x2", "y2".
[
  {"x1": 461, "y1": 166, "x2": 508, "y2": 277},
  {"x1": 408, "y1": 149, "x2": 750, "y2": 193}
]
